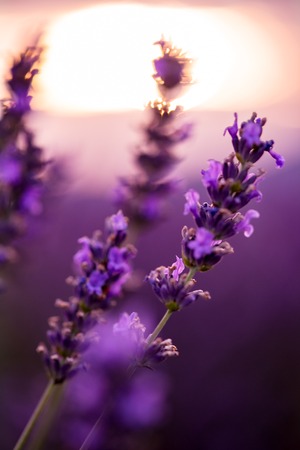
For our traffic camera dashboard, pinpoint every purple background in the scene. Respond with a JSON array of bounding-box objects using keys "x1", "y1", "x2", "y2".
[{"x1": 1, "y1": 0, "x2": 300, "y2": 449}]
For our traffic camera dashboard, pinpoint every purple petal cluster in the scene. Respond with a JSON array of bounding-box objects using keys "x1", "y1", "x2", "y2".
[
  {"x1": 224, "y1": 112, "x2": 285, "y2": 168},
  {"x1": 84, "y1": 311, "x2": 178, "y2": 375},
  {"x1": 182, "y1": 112, "x2": 284, "y2": 271},
  {"x1": 73, "y1": 211, "x2": 136, "y2": 308},
  {"x1": 37, "y1": 211, "x2": 136, "y2": 383},
  {"x1": 114, "y1": 39, "x2": 193, "y2": 235},
  {"x1": 112, "y1": 312, "x2": 179, "y2": 367},
  {"x1": 0, "y1": 44, "x2": 47, "y2": 289},
  {"x1": 153, "y1": 38, "x2": 193, "y2": 93},
  {"x1": 147, "y1": 257, "x2": 211, "y2": 311}
]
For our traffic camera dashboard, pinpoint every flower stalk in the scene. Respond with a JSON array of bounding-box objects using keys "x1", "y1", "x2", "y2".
[{"x1": 13, "y1": 380, "x2": 56, "y2": 450}]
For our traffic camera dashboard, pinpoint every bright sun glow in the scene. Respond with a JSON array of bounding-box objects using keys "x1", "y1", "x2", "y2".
[{"x1": 37, "y1": 3, "x2": 291, "y2": 114}]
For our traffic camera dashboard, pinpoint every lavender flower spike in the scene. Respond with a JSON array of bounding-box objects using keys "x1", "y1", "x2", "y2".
[
  {"x1": 182, "y1": 112, "x2": 284, "y2": 278},
  {"x1": 114, "y1": 38, "x2": 194, "y2": 236},
  {"x1": 147, "y1": 257, "x2": 211, "y2": 311},
  {"x1": 0, "y1": 42, "x2": 47, "y2": 291},
  {"x1": 153, "y1": 37, "x2": 193, "y2": 91},
  {"x1": 38, "y1": 211, "x2": 136, "y2": 383},
  {"x1": 224, "y1": 112, "x2": 284, "y2": 168}
]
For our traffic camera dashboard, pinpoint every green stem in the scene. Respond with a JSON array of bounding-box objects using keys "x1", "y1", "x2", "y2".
[
  {"x1": 146, "y1": 309, "x2": 173, "y2": 347},
  {"x1": 13, "y1": 379, "x2": 56, "y2": 450},
  {"x1": 31, "y1": 382, "x2": 64, "y2": 450},
  {"x1": 185, "y1": 267, "x2": 197, "y2": 284}
]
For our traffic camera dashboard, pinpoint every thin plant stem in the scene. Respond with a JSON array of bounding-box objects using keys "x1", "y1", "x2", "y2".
[
  {"x1": 185, "y1": 267, "x2": 197, "y2": 284},
  {"x1": 31, "y1": 382, "x2": 64, "y2": 450},
  {"x1": 146, "y1": 309, "x2": 173, "y2": 347},
  {"x1": 13, "y1": 379, "x2": 57, "y2": 450}
]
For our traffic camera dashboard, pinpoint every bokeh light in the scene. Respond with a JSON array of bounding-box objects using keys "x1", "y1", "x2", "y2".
[{"x1": 36, "y1": 3, "x2": 298, "y2": 114}]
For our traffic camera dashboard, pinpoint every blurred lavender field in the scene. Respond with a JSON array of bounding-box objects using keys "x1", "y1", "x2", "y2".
[{"x1": 1, "y1": 0, "x2": 300, "y2": 449}]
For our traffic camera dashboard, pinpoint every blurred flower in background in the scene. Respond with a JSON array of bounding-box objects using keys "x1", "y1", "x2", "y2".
[{"x1": 0, "y1": 43, "x2": 48, "y2": 291}]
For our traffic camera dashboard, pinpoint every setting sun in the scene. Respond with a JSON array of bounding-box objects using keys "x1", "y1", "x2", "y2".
[{"x1": 36, "y1": 3, "x2": 295, "y2": 114}]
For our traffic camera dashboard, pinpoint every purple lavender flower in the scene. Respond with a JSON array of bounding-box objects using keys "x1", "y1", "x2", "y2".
[
  {"x1": 106, "y1": 209, "x2": 128, "y2": 234},
  {"x1": 183, "y1": 188, "x2": 200, "y2": 218},
  {"x1": 113, "y1": 312, "x2": 179, "y2": 367},
  {"x1": 182, "y1": 112, "x2": 284, "y2": 276},
  {"x1": 201, "y1": 159, "x2": 223, "y2": 190},
  {"x1": 72, "y1": 211, "x2": 136, "y2": 309},
  {"x1": 0, "y1": 152, "x2": 22, "y2": 184},
  {"x1": 37, "y1": 211, "x2": 136, "y2": 383},
  {"x1": 113, "y1": 311, "x2": 146, "y2": 345},
  {"x1": 153, "y1": 38, "x2": 193, "y2": 92},
  {"x1": 7, "y1": 45, "x2": 41, "y2": 113},
  {"x1": 86, "y1": 270, "x2": 109, "y2": 296},
  {"x1": 147, "y1": 257, "x2": 211, "y2": 311},
  {"x1": 73, "y1": 237, "x2": 95, "y2": 275},
  {"x1": 186, "y1": 227, "x2": 214, "y2": 260},
  {"x1": 85, "y1": 311, "x2": 178, "y2": 375},
  {"x1": 224, "y1": 112, "x2": 284, "y2": 168},
  {"x1": 0, "y1": 43, "x2": 47, "y2": 291},
  {"x1": 114, "y1": 40, "x2": 193, "y2": 236},
  {"x1": 181, "y1": 226, "x2": 234, "y2": 271},
  {"x1": 269, "y1": 148, "x2": 285, "y2": 168},
  {"x1": 235, "y1": 209, "x2": 260, "y2": 237}
]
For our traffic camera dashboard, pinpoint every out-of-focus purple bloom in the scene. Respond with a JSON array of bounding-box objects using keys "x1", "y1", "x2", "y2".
[
  {"x1": 116, "y1": 371, "x2": 168, "y2": 428},
  {"x1": 114, "y1": 40, "x2": 193, "y2": 236},
  {"x1": 0, "y1": 152, "x2": 22, "y2": 184},
  {"x1": 235, "y1": 209, "x2": 260, "y2": 237},
  {"x1": 114, "y1": 177, "x2": 177, "y2": 229},
  {"x1": 113, "y1": 312, "x2": 146, "y2": 343},
  {"x1": 0, "y1": 244, "x2": 18, "y2": 264},
  {"x1": 7, "y1": 45, "x2": 41, "y2": 113},
  {"x1": 86, "y1": 270, "x2": 109, "y2": 296},
  {"x1": 106, "y1": 209, "x2": 128, "y2": 233},
  {"x1": 86, "y1": 312, "x2": 178, "y2": 374},
  {"x1": 73, "y1": 237, "x2": 94, "y2": 275},
  {"x1": 153, "y1": 38, "x2": 193, "y2": 90},
  {"x1": 147, "y1": 258, "x2": 210, "y2": 311},
  {"x1": 107, "y1": 247, "x2": 131, "y2": 274},
  {"x1": 0, "y1": 43, "x2": 47, "y2": 291},
  {"x1": 113, "y1": 312, "x2": 178, "y2": 367},
  {"x1": 19, "y1": 184, "x2": 44, "y2": 215},
  {"x1": 153, "y1": 56, "x2": 184, "y2": 89}
]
